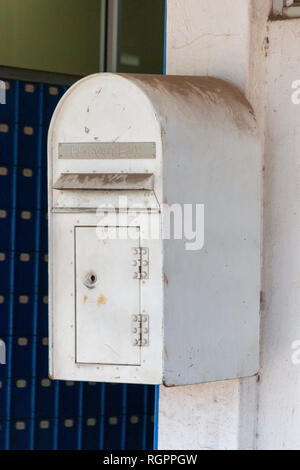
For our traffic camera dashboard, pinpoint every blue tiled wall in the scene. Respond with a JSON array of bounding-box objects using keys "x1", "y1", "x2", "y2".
[{"x1": 0, "y1": 77, "x2": 155, "y2": 450}]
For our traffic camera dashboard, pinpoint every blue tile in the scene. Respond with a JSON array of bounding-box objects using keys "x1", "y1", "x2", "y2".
[
  {"x1": 148, "y1": 385, "x2": 155, "y2": 409},
  {"x1": 35, "y1": 376, "x2": 55, "y2": 419},
  {"x1": 146, "y1": 414, "x2": 155, "y2": 450},
  {"x1": 17, "y1": 167, "x2": 37, "y2": 209},
  {"x1": 41, "y1": 127, "x2": 48, "y2": 168},
  {"x1": 40, "y1": 211, "x2": 48, "y2": 252},
  {"x1": 19, "y1": 82, "x2": 41, "y2": 125},
  {"x1": 59, "y1": 380, "x2": 80, "y2": 418},
  {"x1": 39, "y1": 252, "x2": 48, "y2": 294},
  {"x1": 11, "y1": 377, "x2": 32, "y2": 419},
  {"x1": 0, "y1": 420, "x2": 7, "y2": 449},
  {"x1": 0, "y1": 165, "x2": 13, "y2": 208},
  {"x1": 58, "y1": 417, "x2": 78, "y2": 450},
  {"x1": 103, "y1": 415, "x2": 122, "y2": 450},
  {"x1": 82, "y1": 382, "x2": 103, "y2": 417},
  {"x1": 15, "y1": 252, "x2": 35, "y2": 294},
  {"x1": 82, "y1": 416, "x2": 100, "y2": 450},
  {"x1": 18, "y1": 124, "x2": 39, "y2": 167},
  {"x1": 43, "y1": 85, "x2": 65, "y2": 127},
  {"x1": 37, "y1": 294, "x2": 48, "y2": 337},
  {"x1": 0, "y1": 123, "x2": 15, "y2": 166},
  {"x1": 126, "y1": 414, "x2": 144, "y2": 450},
  {"x1": 0, "y1": 208, "x2": 12, "y2": 251},
  {"x1": 105, "y1": 383, "x2": 124, "y2": 416},
  {"x1": 15, "y1": 209, "x2": 37, "y2": 251},
  {"x1": 13, "y1": 293, "x2": 35, "y2": 336},
  {"x1": 0, "y1": 294, "x2": 10, "y2": 336},
  {"x1": 0, "y1": 251, "x2": 12, "y2": 293},
  {"x1": 36, "y1": 336, "x2": 49, "y2": 378},
  {"x1": 41, "y1": 166, "x2": 48, "y2": 209},
  {"x1": 0, "y1": 79, "x2": 16, "y2": 123},
  {"x1": 12, "y1": 335, "x2": 33, "y2": 378},
  {"x1": 0, "y1": 336, "x2": 9, "y2": 379},
  {"x1": 127, "y1": 384, "x2": 146, "y2": 416},
  {"x1": 0, "y1": 375, "x2": 8, "y2": 419},
  {"x1": 35, "y1": 418, "x2": 55, "y2": 450},
  {"x1": 10, "y1": 419, "x2": 31, "y2": 450}
]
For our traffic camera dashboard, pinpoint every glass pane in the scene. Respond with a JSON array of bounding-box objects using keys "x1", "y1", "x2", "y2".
[
  {"x1": 119, "y1": 0, "x2": 165, "y2": 74},
  {"x1": 0, "y1": 0, "x2": 102, "y2": 76}
]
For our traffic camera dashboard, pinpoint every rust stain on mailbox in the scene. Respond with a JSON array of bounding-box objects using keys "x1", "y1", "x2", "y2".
[{"x1": 97, "y1": 294, "x2": 107, "y2": 306}]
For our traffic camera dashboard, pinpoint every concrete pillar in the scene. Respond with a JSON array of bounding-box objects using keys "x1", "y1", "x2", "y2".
[{"x1": 158, "y1": 0, "x2": 300, "y2": 450}]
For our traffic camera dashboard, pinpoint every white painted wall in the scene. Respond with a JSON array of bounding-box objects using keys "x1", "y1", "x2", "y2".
[
  {"x1": 257, "y1": 17, "x2": 300, "y2": 450},
  {"x1": 159, "y1": 0, "x2": 300, "y2": 450},
  {"x1": 166, "y1": 0, "x2": 250, "y2": 89}
]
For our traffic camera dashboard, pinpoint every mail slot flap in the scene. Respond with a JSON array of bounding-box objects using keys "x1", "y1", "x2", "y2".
[
  {"x1": 53, "y1": 189, "x2": 160, "y2": 212},
  {"x1": 53, "y1": 173, "x2": 154, "y2": 190}
]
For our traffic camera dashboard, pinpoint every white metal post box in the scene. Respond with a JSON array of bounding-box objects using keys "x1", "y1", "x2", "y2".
[{"x1": 48, "y1": 74, "x2": 261, "y2": 386}]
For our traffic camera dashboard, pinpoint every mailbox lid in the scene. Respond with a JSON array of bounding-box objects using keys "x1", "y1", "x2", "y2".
[
  {"x1": 75, "y1": 226, "x2": 141, "y2": 366},
  {"x1": 49, "y1": 211, "x2": 163, "y2": 384}
]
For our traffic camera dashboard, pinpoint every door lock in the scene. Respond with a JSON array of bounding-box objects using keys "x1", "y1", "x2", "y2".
[{"x1": 83, "y1": 271, "x2": 98, "y2": 289}]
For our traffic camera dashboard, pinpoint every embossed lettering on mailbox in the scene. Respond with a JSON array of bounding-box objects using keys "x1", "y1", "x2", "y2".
[{"x1": 59, "y1": 142, "x2": 156, "y2": 160}]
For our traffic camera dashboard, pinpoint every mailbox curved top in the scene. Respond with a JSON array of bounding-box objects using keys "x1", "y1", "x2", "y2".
[
  {"x1": 49, "y1": 73, "x2": 257, "y2": 140},
  {"x1": 48, "y1": 73, "x2": 259, "y2": 206}
]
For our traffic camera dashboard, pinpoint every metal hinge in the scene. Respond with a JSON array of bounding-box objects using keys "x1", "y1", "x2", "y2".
[
  {"x1": 131, "y1": 314, "x2": 149, "y2": 347},
  {"x1": 132, "y1": 247, "x2": 149, "y2": 279}
]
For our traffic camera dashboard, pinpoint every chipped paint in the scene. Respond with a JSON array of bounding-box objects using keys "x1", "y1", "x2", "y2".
[{"x1": 97, "y1": 294, "x2": 107, "y2": 306}]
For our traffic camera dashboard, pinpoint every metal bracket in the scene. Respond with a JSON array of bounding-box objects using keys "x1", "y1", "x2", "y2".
[
  {"x1": 273, "y1": 0, "x2": 300, "y2": 16},
  {"x1": 131, "y1": 314, "x2": 149, "y2": 347},
  {"x1": 132, "y1": 247, "x2": 149, "y2": 280}
]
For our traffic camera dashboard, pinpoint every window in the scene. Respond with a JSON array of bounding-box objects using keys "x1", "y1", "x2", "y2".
[
  {"x1": 0, "y1": 0, "x2": 105, "y2": 76},
  {"x1": 106, "y1": 0, "x2": 165, "y2": 74}
]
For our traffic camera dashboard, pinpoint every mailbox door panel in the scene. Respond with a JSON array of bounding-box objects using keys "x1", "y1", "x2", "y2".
[{"x1": 75, "y1": 226, "x2": 141, "y2": 366}]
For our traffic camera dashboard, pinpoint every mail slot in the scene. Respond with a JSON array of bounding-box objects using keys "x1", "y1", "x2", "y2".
[{"x1": 48, "y1": 74, "x2": 261, "y2": 385}]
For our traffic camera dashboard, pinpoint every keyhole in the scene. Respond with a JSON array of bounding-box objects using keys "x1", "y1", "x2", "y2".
[{"x1": 83, "y1": 271, "x2": 98, "y2": 289}]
